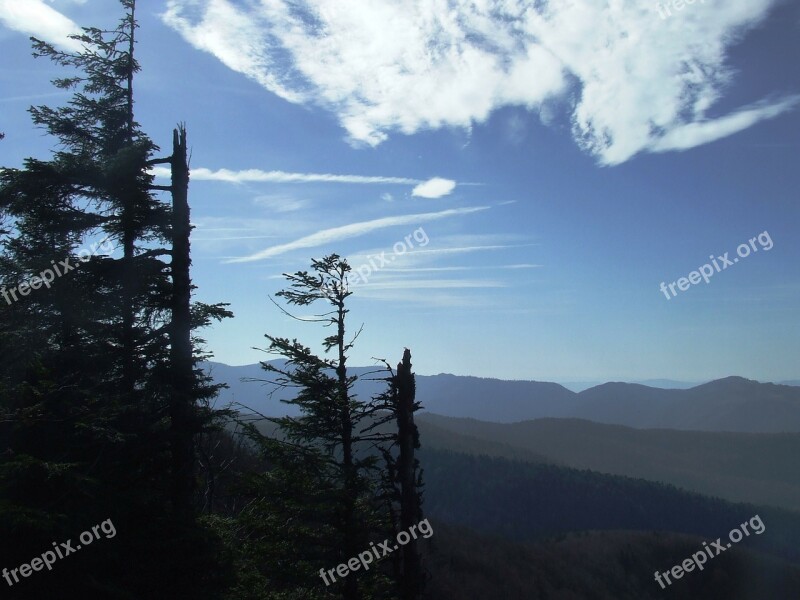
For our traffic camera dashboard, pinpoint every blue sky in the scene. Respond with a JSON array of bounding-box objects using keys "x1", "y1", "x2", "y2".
[{"x1": 0, "y1": 0, "x2": 798, "y2": 382}]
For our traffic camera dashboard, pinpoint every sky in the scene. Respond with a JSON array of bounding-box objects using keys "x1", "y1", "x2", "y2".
[{"x1": 0, "y1": 0, "x2": 798, "y2": 383}]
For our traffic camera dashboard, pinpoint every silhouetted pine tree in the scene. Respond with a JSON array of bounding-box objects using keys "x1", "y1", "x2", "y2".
[
  {"x1": 237, "y1": 255, "x2": 396, "y2": 600},
  {"x1": 0, "y1": 2, "x2": 231, "y2": 597}
]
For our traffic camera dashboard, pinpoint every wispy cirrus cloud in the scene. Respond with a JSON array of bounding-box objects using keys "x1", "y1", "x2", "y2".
[
  {"x1": 649, "y1": 96, "x2": 800, "y2": 153},
  {"x1": 0, "y1": 91, "x2": 70, "y2": 104},
  {"x1": 357, "y1": 279, "x2": 506, "y2": 290},
  {"x1": 0, "y1": 0, "x2": 82, "y2": 51},
  {"x1": 155, "y1": 166, "x2": 417, "y2": 185},
  {"x1": 252, "y1": 194, "x2": 309, "y2": 213},
  {"x1": 407, "y1": 243, "x2": 537, "y2": 257},
  {"x1": 162, "y1": 0, "x2": 797, "y2": 165},
  {"x1": 150, "y1": 166, "x2": 459, "y2": 198},
  {"x1": 380, "y1": 264, "x2": 541, "y2": 273},
  {"x1": 225, "y1": 206, "x2": 489, "y2": 263}
]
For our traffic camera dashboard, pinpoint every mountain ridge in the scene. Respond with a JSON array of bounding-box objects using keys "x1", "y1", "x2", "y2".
[{"x1": 204, "y1": 361, "x2": 800, "y2": 432}]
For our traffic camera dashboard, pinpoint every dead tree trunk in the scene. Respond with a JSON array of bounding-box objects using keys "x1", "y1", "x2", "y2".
[
  {"x1": 395, "y1": 348, "x2": 424, "y2": 600},
  {"x1": 169, "y1": 125, "x2": 195, "y2": 519}
]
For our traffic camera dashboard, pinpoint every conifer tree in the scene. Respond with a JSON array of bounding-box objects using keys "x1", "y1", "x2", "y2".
[
  {"x1": 0, "y1": 2, "x2": 231, "y2": 596},
  {"x1": 242, "y1": 255, "x2": 395, "y2": 599}
]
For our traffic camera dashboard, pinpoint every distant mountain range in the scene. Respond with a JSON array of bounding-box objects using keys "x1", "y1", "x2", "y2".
[
  {"x1": 558, "y1": 378, "x2": 704, "y2": 392},
  {"x1": 203, "y1": 362, "x2": 800, "y2": 432},
  {"x1": 563, "y1": 379, "x2": 800, "y2": 391}
]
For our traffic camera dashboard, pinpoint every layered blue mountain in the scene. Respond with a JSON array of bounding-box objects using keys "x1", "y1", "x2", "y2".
[{"x1": 205, "y1": 361, "x2": 800, "y2": 432}]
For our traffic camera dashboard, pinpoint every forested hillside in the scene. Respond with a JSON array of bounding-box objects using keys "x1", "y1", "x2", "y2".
[
  {"x1": 422, "y1": 524, "x2": 800, "y2": 600},
  {"x1": 418, "y1": 415, "x2": 800, "y2": 510}
]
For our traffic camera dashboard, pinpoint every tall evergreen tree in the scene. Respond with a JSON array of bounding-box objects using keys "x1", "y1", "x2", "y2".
[
  {"x1": 0, "y1": 2, "x2": 232, "y2": 597},
  {"x1": 235, "y1": 255, "x2": 396, "y2": 599}
]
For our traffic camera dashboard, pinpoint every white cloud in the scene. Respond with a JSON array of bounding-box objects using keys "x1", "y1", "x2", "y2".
[
  {"x1": 225, "y1": 206, "x2": 489, "y2": 263},
  {"x1": 0, "y1": 0, "x2": 82, "y2": 51},
  {"x1": 649, "y1": 95, "x2": 800, "y2": 153},
  {"x1": 161, "y1": 0, "x2": 306, "y2": 104},
  {"x1": 151, "y1": 165, "x2": 420, "y2": 185},
  {"x1": 524, "y1": 0, "x2": 793, "y2": 164},
  {"x1": 412, "y1": 178, "x2": 456, "y2": 199},
  {"x1": 162, "y1": 0, "x2": 795, "y2": 165},
  {"x1": 151, "y1": 166, "x2": 464, "y2": 199},
  {"x1": 199, "y1": 167, "x2": 415, "y2": 185}
]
